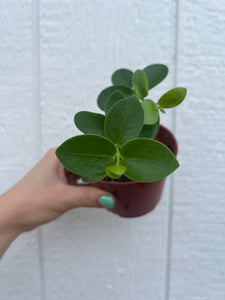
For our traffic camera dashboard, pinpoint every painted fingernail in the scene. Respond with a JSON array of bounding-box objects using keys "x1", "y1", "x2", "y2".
[{"x1": 99, "y1": 195, "x2": 115, "y2": 208}]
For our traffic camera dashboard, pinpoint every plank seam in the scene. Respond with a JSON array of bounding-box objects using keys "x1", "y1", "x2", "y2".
[
  {"x1": 165, "y1": 0, "x2": 180, "y2": 299},
  {"x1": 32, "y1": 0, "x2": 45, "y2": 299}
]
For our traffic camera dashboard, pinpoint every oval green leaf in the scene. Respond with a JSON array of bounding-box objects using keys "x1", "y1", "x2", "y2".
[
  {"x1": 74, "y1": 111, "x2": 105, "y2": 136},
  {"x1": 120, "y1": 138, "x2": 179, "y2": 182},
  {"x1": 111, "y1": 68, "x2": 133, "y2": 88},
  {"x1": 158, "y1": 87, "x2": 187, "y2": 108},
  {"x1": 141, "y1": 99, "x2": 159, "y2": 125},
  {"x1": 132, "y1": 69, "x2": 148, "y2": 99},
  {"x1": 105, "y1": 95, "x2": 144, "y2": 145},
  {"x1": 143, "y1": 64, "x2": 169, "y2": 90},
  {"x1": 139, "y1": 117, "x2": 160, "y2": 139},
  {"x1": 82, "y1": 174, "x2": 106, "y2": 183},
  {"x1": 97, "y1": 85, "x2": 133, "y2": 111},
  {"x1": 56, "y1": 135, "x2": 117, "y2": 177},
  {"x1": 106, "y1": 165, "x2": 127, "y2": 179},
  {"x1": 105, "y1": 90, "x2": 126, "y2": 113}
]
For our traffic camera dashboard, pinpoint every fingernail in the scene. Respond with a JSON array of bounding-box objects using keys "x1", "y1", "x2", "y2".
[{"x1": 99, "y1": 195, "x2": 115, "y2": 208}]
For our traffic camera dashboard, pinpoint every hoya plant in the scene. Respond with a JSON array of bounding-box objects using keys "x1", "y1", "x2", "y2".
[{"x1": 56, "y1": 64, "x2": 187, "y2": 183}]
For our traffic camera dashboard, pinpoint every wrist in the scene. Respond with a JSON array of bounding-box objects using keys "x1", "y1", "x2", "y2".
[
  {"x1": 0, "y1": 193, "x2": 23, "y2": 259},
  {"x1": 0, "y1": 226, "x2": 21, "y2": 259},
  {"x1": 0, "y1": 192, "x2": 24, "y2": 236}
]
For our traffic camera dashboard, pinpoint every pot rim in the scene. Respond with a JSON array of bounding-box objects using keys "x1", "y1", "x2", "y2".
[{"x1": 99, "y1": 124, "x2": 178, "y2": 186}]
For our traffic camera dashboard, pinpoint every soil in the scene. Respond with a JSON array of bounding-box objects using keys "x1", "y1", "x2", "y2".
[{"x1": 102, "y1": 175, "x2": 132, "y2": 182}]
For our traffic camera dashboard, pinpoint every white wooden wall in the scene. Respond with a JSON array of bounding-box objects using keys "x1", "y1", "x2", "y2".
[{"x1": 0, "y1": 1, "x2": 225, "y2": 299}]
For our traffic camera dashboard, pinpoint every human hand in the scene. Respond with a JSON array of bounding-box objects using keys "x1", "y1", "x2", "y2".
[{"x1": 0, "y1": 148, "x2": 115, "y2": 239}]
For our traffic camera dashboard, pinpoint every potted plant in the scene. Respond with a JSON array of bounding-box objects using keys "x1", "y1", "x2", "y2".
[{"x1": 56, "y1": 64, "x2": 187, "y2": 217}]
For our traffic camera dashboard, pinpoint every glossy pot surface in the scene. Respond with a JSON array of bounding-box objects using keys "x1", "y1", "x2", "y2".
[{"x1": 93, "y1": 125, "x2": 178, "y2": 218}]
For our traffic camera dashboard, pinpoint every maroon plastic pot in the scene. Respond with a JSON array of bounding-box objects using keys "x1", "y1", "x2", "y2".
[{"x1": 92, "y1": 125, "x2": 178, "y2": 218}]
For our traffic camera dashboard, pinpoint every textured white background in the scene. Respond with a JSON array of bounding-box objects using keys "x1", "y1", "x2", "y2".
[{"x1": 0, "y1": 1, "x2": 225, "y2": 299}]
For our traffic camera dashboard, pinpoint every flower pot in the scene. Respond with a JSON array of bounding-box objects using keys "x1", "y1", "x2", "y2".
[{"x1": 92, "y1": 125, "x2": 178, "y2": 218}]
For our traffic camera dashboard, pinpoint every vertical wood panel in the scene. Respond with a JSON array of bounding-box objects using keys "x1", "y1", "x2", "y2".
[
  {"x1": 40, "y1": 1, "x2": 176, "y2": 299},
  {"x1": 0, "y1": 1, "x2": 41, "y2": 299},
  {"x1": 170, "y1": 1, "x2": 225, "y2": 299}
]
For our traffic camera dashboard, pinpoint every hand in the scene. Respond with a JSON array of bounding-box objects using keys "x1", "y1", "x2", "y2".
[{"x1": 0, "y1": 148, "x2": 115, "y2": 258}]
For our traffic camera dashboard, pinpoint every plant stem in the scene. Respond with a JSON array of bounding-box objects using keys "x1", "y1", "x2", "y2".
[{"x1": 116, "y1": 145, "x2": 121, "y2": 165}]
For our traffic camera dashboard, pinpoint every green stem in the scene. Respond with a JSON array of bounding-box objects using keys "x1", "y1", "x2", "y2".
[{"x1": 116, "y1": 145, "x2": 121, "y2": 165}]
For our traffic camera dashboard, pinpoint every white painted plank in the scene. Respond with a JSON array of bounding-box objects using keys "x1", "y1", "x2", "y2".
[
  {"x1": 0, "y1": 1, "x2": 38, "y2": 167},
  {"x1": 40, "y1": 1, "x2": 177, "y2": 299},
  {"x1": 0, "y1": 1, "x2": 41, "y2": 299},
  {"x1": 170, "y1": 1, "x2": 225, "y2": 299}
]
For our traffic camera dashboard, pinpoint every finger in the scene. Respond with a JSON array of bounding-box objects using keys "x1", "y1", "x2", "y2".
[{"x1": 64, "y1": 186, "x2": 116, "y2": 209}]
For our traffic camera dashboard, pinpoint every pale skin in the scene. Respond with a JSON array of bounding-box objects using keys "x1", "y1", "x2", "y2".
[{"x1": 0, "y1": 148, "x2": 115, "y2": 259}]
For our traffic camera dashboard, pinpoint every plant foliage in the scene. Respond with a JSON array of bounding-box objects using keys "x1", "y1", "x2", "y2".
[{"x1": 56, "y1": 64, "x2": 187, "y2": 183}]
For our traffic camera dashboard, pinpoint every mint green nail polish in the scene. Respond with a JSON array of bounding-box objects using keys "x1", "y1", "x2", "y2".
[{"x1": 99, "y1": 195, "x2": 115, "y2": 208}]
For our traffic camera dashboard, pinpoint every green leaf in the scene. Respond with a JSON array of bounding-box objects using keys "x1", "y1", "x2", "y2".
[
  {"x1": 105, "y1": 90, "x2": 126, "y2": 113},
  {"x1": 111, "y1": 68, "x2": 133, "y2": 88},
  {"x1": 82, "y1": 175, "x2": 106, "y2": 183},
  {"x1": 105, "y1": 95, "x2": 144, "y2": 145},
  {"x1": 141, "y1": 99, "x2": 159, "y2": 125},
  {"x1": 106, "y1": 165, "x2": 127, "y2": 179},
  {"x1": 132, "y1": 69, "x2": 148, "y2": 99},
  {"x1": 139, "y1": 118, "x2": 160, "y2": 139},
  {"x1": 97, "y1": 85, "x2": 133, "y2": 111},
  {"x1": 158, "y1": 87, "x2": 187, "y2": 108},
  {"x1": 56, "y1": 135, "x2": 116, "y2": 177},
  {"x1": 158, "y1": 106, "x2": 166, "y2": 114},
  {"x1": 143, "y1": 64, "x2": 168, "y2": 90},
  {"x1": 120, "y1": 138, "x2": 179, "y2": 182},
  {"x1": 74, "y1": 111, "x2": 105, "y2": 136}
]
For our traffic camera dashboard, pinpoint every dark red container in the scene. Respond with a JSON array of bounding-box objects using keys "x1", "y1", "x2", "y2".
[{"x1": 93, "y1": 125, "x2": 178, "y2": 218}]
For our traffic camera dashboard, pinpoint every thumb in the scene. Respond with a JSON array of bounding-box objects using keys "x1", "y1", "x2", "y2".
[{"x1": 63, "y1": 185, "x2": 116, "y2": 209}]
